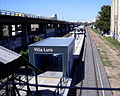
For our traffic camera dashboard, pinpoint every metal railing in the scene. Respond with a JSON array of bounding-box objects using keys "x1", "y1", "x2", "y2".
[
  {"x1": 0, "y1": 10, "x2": 51, "y2": 19},
  {"x1": 0, "y1": 81, "x2": 120, "y2": 96},
  {"x1": 0, "y1": 10, "x2": 68, "y2": 22},
  {"x1": 0, "y1": 82, "x2": 120, "y2": 91}
]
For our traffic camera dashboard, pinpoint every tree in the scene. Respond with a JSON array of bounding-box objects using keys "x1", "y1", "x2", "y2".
[{"x1": 95, "y1": 5, "x2": 111, "y2": 34}]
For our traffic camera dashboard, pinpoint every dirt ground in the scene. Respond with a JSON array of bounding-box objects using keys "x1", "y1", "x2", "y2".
[{"x1": 89, "y1": 28, "x2": 120, "y2": 96}]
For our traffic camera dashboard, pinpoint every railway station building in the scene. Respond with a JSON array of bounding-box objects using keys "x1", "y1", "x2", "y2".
[{"x1": 29, "y1": 37, "x2": 75, "y2": 77}]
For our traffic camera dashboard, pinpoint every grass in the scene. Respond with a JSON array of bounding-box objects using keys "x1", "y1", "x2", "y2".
[
  {"x1": 20, "y1": 50, "x2": 28, "y2": 60},
  {"x1": 91, "y1": 27, "x2": 120, "y2": 51},
  {"x1": 90, "y1": 28, "x2": 120, "y2": 67},
  {"x1": 91, "y1": 28, "x2": 100, "y2": 34},
  {"x1": 99, "y1": 50, "x2": 112, "y2": 67},
  {"x1": 104, "y1": 36, "x2": 120, "y2": 51}
]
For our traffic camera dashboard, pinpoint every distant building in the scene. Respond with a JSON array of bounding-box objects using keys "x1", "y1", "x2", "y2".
[
  {"x1": 50, "y1": 14, "x2": 57, "y2": 20},
  {"x1": 110, "y1": 0, "x2": 120, "y2": 42}
]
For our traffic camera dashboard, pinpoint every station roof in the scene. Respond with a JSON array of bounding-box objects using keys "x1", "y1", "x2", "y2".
[
  {"x1": 29, "y1": 37, "x2": 74, "y2": 47},
  {"x1": 0, "y1": 46, "x2": 41, "y2": 80},
  {"x1": 0, "y1": 46, "x2": 21, "y2": 64}
]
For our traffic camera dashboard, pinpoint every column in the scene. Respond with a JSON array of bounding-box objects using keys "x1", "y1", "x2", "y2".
[
  {"x1": 117, "y1": 0, "x2": 120, "y2": 41},
  {"x1": 114, "y1": 0, "x2": 118, "y2": 39},
  {"x1": 43, "y1": 23, "x2": 47, "y2": 38},
  {"x1": 0, "y1": 24, "x2": 3, "y2": 40},
  {"x1": 65, "y1": 24, "x2": 69, "y2": 34},
  {"x1": 53, "y1": 23, "x2": 58, "y2": 36},
  {"x1": 21, "y1": 23, "x2": 28, "y2": 47},
  {"x1": 110, "y1": 0, "x2": 115, "y2": 37},
  {"x1": 27, "y1": 23, "x2": 31, "y2": 33},
  {"x1": 8, "y1": 25, "x2": 12, "y2": 36},
  {"x1": 38, "y1": 23, "x2": 43, "y2": 34}
]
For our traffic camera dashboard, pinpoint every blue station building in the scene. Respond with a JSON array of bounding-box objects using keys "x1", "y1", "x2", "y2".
[{"x1": 29, "y1": 37, "x2": 75, "y2": 77}]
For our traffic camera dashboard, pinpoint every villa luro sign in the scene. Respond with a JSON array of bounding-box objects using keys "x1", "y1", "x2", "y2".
[{"x1": 34, "y1": 48, "x2": 53, "y2": 52}]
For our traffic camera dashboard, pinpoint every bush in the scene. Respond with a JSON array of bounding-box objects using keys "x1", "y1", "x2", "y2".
[{"x1": 20, "y1": 50, "x2": 28, "y2": 60}]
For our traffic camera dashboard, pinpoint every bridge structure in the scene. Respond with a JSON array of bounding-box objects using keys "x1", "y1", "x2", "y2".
[{"x1": 0, "y1": 10, "x2": 78, "y2": 50}]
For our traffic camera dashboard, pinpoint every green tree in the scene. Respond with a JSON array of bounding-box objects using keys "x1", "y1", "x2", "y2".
[{"x1": 95, "y1": 5, "x2": 111, "y2": 34}]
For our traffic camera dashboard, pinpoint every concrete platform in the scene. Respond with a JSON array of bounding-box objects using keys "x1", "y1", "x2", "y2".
[
  {"x1": 69, "y1": 32, "x2": 85, "y2": 59},
  {"x1": 20, "y1": 71, "x2": 72, "y2": 96},
  {"x1": 73, "y1": 34, "x2": 85, "y2": 58}
]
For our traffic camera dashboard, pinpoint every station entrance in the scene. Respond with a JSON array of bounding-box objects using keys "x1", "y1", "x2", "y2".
[{"x1": 34, "y1": 54, "x2": 63, "y2": 72}]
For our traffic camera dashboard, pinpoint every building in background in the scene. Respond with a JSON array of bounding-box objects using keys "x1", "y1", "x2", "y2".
[
  {"x1": 50, "y1": 14, "x2": 57, "y2": 20},
  {"x1": 110, "y1": 0, "x2": 120, "y2": 42}
]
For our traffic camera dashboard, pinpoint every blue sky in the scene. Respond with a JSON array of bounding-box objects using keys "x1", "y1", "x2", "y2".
[{"x1": 0, "y1": 0, "x2": 111, "y2": 21}]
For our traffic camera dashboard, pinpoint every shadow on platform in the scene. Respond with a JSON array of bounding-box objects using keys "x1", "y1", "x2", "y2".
[
  {"x1": 32, "y1": 89, "x2": 62, "y2": 96},
  {"x1": 68, "y1": 58, "x2": 85, "y2": 96}
]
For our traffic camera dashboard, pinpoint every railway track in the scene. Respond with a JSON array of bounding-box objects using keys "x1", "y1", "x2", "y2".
[
  {"x1": 80, "y1": 27, "x2": 112, "y2": 96},
  {"x1": 87, "y1": 28, "x2": 104, "y2": 96}
]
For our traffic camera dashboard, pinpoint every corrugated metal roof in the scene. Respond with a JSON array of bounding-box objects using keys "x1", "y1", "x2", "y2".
[
  {"x1": 0, "y1": 46, "x2": 21, "y2": 64},
  {"x1": 29, "y1": 37, "x2": 74, "y2": 47},
  {"x1": 0, "y1": 46, "x2": 41, "y2": 80}
]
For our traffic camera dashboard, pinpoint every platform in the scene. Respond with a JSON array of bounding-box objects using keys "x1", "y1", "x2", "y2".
[
  {"x1": 20, "y1": 71, "x2": 72, "y2": 96},
  {"x1": 69, "y1": 32, "x2": 85, "y2": 59},
  {"x1": 73, "y1": 34, "x2": 85, "y2": 58}
]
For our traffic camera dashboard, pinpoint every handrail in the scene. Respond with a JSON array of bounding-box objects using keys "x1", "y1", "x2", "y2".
[
  {"x1": 0, "y1": 10, "x2": 51, "y2": 19},
  {"x1": 0, "y1": 82, "x2": 120, "y2": 91},
  {"x1": 0, "y1": 10, "x2": 67, "y2": 22}
]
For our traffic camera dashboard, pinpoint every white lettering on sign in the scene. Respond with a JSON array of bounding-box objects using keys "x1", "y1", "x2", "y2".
[{"x1": 34, "y1": 48, "x2": 53, "y2": 52}]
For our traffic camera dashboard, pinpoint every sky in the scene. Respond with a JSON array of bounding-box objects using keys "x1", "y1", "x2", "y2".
[{"x1": 0, "y1": 0, "x2": 111, "y2": 21}]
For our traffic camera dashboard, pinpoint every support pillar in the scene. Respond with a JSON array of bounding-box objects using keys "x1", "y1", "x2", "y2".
[
  {"x1": 65, "y1": 24, "x2": 69, "y2": 34},
  {"x1": 53, "y1": 23, "x2": 58, "y2": 36},
  {"x1": 8, "y1": 25, "x2": 12, "y2": 36},
  {"x1": 0, "y1": 24, "x2": 3, "y2": 40},
  {"x1": 38, "y1": 23, "x2": 43, "y2": 34},
  {"x1": 43, "y1": 24, "x2": 47, "y2": 38},
  {"x1": 27, "y1": 23, "x2": 31, "y2": 33},
  {"x1": 117, "y1": 0, "x2": 120, "y2": 41},
  {"x1": 39, "y1": 23, "x2": 47, "y2": 38},
  {"x1": 14, "y1": 24, "x2": 18, "y2": 35},
  {"x1": 21, "y1": 23, "x2": 28, "y2": 47},
  {"x1": 113, "y1": 0, "x2": 119, "y2": 39},
  {"x1": 60, "y1": 24, "x2": 64, "y2": 36},
  {"x1": 111, "y1": 0, "x2": 115, "y2": 37},
  {"x1": 15, "y1": 24, "x2": 18, "y2": 31}
]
